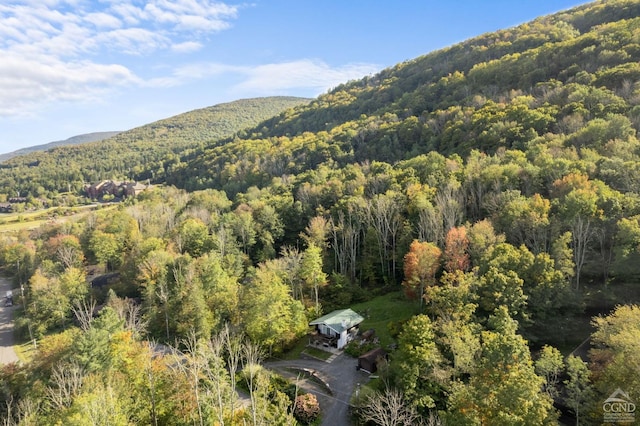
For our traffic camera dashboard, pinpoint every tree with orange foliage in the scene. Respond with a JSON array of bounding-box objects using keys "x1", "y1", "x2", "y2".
[
  {"x1": 402, "y1": 240, "x2": 441, "y2": 306},
  {"x1": 443, "y1": 226, "x2": 470, "y2": 273}
]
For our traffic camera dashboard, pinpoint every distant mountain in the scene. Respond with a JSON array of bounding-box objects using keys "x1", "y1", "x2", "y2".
[
  {"x1": 0, "y1": 96, "x2": 310, "y2": 196},
  {"x1": 0, "y1": 132, "x2": 121, "y2": 162}
]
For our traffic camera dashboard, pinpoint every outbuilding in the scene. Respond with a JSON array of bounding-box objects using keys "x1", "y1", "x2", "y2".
[{"x1": 357, "y1": 347, "x2": 388, "y2": 373}]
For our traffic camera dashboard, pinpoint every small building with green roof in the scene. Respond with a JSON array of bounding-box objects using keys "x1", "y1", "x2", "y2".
[{"x1": 309, "y1": 308, "x2": 364, "y2": 349}]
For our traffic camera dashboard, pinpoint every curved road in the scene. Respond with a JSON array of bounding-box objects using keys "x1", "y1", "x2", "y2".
[
  {"x1": 266, "y1": 353, "x2": 370, "y2": 426},
  {"x1": 0, "y1": 277, "x2": 19, "y2": 364}
]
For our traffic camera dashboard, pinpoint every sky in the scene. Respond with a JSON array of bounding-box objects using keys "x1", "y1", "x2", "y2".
[{"x1": 0, "y1": 0, "x2": 588, "y2": 155}]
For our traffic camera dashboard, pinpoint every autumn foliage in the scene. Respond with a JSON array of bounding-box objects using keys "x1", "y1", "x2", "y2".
[
  {"x1": 294, "y1": 393, "x2": 321, "y2": 424},
  {"x1": 443, "y1": 226, "x2": 471, "y2": 273},
  {"x1": 402, "y1": 240, "x2": 441, "y2": 302}
]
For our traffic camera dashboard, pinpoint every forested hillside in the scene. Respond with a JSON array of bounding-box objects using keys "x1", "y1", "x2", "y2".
[
  {"x1": 2, "y1": 0, "x2": 640, "y2": 424},
  {"x1": 170, "y1": 0, "x2": 640, "y2": 192},
  {"x1": 0, "y1": 96, "x2": 309, "y2": 203}
]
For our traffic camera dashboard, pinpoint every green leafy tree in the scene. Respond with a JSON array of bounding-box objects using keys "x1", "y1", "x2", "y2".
[
  {"x1": 241, "y1": 263, "x2": 308, "y2": 354},
  {"x1": 466, "y1": 219, "x2": 505, "y2": 267},
  {"x1": 553, "y1": 174, "x2": 602, "y2": 289},
  {"x1": 89, "y1": 230, "x2": 122, "y2": 272},
  {"x1": 195, "y1": 252, "x2": 240, "y2": 329},
  {"x1": 477, "y1": 267, "x2": 527, "y2": 321},
  {"x1": 590, "y1": 305, "x2": 640, "y2": 407},
  {"x1": 170, "y1": 257, "x2": 213, "y2": 341},
  {"x1": 299, "y1": 242, "x2": 327, "y2": 316},
  {"x1": 176, "y1": 217, "x2": 212, "y2": 258},
  {"x1": 392, "y1": 314, "x2": 445, "y2": 411},
  {"x1": 446, "y1": 307, "x2": 556, "y2": 425},
  {"x1": 535, "y1": 345, "x2": 564, "y2": 399},
  {"x1": 26, "y1": 268, "x2": 85, "y2": 337},
  {"x1": 564, "y1": 355, "x2": 594, "y2": 426},
  {"x1": 71, "y1": 306, "x2": 125, "y2": 373}
]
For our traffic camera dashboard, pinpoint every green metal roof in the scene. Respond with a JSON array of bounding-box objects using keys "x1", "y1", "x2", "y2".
[{"x1": 309, "y1": 308, "x2": 364, "y2": 333}]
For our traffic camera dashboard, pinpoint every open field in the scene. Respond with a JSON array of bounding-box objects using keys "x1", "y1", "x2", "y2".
[{"x1": 0, "y1": 204, "x2": 116, "y2": 233}]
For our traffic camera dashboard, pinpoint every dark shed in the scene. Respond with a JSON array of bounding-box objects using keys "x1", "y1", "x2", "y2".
[{"x1": 357, "y1": 347, "x2": 388, "y2": 373}]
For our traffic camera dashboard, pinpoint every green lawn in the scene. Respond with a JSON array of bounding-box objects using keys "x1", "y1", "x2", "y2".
[
  {"x1": 349, "y1": 291, "x2": 421, "y2": 347},
  {"x1": 302, "y1": 346, "x2": 333, "y2": 361}
]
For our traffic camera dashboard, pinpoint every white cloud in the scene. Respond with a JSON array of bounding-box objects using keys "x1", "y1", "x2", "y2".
[
  {"x1": 236, "y1": 60, "x2": 380, "y2": 94},
  {"x1": 85, "y1": 12, "x2": 122, "y2": 29},
  {"x1": 0, "y1": 53, "x2": 137, "y2": 116},
  {"x1": 0, "y1": 1, "x2": 377, "y2": 120},
  {"x1": 171, "y1": 41, "x2": 204, "y2": 53},
  {"x1": 176, "y1": 14, "x2": 232, "y2": 32},
  {"x1": 164, "y1": 59, "x2": 380, "y2": 95},
  {"x1": 0, "y1": 0, "x2": 240, "y2": 116},
  {"x1": 94, "y1": 28, "x2": 169, "y2": 55}
]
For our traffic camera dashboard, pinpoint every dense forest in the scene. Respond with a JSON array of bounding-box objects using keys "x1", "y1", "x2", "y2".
[{"x1": 2, "y1": 0, "x2": 640, "y2": 424}]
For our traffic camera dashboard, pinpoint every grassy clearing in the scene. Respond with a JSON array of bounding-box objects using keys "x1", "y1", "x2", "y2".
[
  {"x1": 14, "y1": 340, "x2": 37, "y2": 364},
  {"x1": 302, "y1": 347, "x2": 333, "y2": 361},
  {"x1": 281, "y1": 291, "x2": 419, "y2": 360},
  {"x1": 350, "y1": 291, "x2": 420, "y2": 347},
  {"x1": 278, "y1": 336, "x2": 309, "y2": 360},
  {"x1": 0, "y1": 204, "x2": 115, "y2": 233}
]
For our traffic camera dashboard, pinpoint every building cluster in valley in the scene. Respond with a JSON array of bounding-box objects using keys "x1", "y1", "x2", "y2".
[{"x1": 84, "y1": 180, "x2": 150, "y2": 200}]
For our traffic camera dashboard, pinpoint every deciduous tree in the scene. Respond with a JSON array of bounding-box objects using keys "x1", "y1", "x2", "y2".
[{"x1": 402, "y1": 240, "x2": 441, "y2": 306}]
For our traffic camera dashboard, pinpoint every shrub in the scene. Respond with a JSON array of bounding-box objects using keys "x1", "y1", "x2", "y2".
[
  {"x1": 294, "y1": 393, "x2": 320, "y2": 424},
  {"x1": 344, "y1": 340, "x2": 377, "y2": 357}
]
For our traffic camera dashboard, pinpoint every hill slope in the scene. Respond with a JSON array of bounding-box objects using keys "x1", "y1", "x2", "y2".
[
  {"x1": 0, "y1": 132, "x2": 122, "y2": 163},
  {"x1": 0, "y1": 96, "x2": 310, "y2": 198},
  {"x1": 168, "y1": 0, "x2": 640, "y2": 194}
]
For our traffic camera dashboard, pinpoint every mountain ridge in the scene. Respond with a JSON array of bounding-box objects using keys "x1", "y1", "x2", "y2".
[{"x1": 0, "y1": 132, "x2": 122, "y2": 162}]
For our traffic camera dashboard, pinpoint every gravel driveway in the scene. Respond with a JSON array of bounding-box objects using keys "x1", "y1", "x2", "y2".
[{"x1": 0, "y1": 277, "x2": 19, "y2": 365}]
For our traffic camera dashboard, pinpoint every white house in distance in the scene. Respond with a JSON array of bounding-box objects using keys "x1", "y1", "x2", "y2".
[{"x1": 309, "y1": 308, "x2": 364, "y2": 350}]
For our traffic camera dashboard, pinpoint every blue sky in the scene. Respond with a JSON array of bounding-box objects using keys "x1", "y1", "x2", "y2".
[{"x1": 0, "y1": 0, "x2": 586, "y2": 155}]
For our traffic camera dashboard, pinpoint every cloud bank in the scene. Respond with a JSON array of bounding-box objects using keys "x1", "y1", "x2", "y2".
[{"x1": 0, "y1": 1, "x2": 379, "y2": 117}]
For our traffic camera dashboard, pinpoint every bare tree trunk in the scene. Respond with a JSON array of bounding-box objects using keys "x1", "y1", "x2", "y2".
[
  {"x1": 435, "y1": 181, "x2": 463, "y2": 237},
  {"x1": 171, "y1": 330, "x2": 205, "y2": 426},
  {"x1": 223, "y1": 325, "x2": 241, "y2": 423},
  {"x1": 331, "y1": 209, "x2": 362, "y2": 282},
  {"x1": 72, "y1": 298, "x2": 97, "y2": 332},
  {"x1": 155, "y1": 279, "x2": 171, "y2": 341},
  {"x1": 207, "y1": 332, "x2": 228, "y2": 426},
  {"x1": 360, "y1": 388, "x2": 424, "y2": 426},
  {"x1": 46, "y1": 362, "x2": 85, "y2": 410},
  {"x1": 242, "y1": 340, "x2": 264, "y2": 426},
  {"x1": 571, "y1": 215, "x2": 593, "y2": 290},
  {"x1": 366, "y1": 194, "x2": 402, "y2": 281}
]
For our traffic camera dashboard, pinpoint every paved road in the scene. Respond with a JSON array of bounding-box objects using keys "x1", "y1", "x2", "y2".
[
  {"x1": 0, "y1": 277, "x2": 19, "y2": 364},
  {"x1": 265, "y1": 353, "x2": 370, "y2": 426}
]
